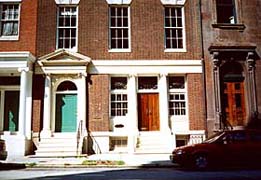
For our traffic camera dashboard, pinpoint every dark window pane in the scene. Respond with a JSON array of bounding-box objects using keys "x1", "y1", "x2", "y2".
[
  {"x1": 111, "y1": 39, "x2": 116, "y2": 48},
  {"x1": 123, "y1": 39, "x2": 129, "y2": 48},
  {"x1": 111, "y1": 17, "x2": 116, "y2": 27},
  {"x1": 71, "y1": 17, "x2": 76, "y2": 26}
]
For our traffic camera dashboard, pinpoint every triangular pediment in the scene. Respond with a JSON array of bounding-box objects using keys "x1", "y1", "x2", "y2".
[{"x1": 38, "y1": 49, "x2": 91, "y2": 66}]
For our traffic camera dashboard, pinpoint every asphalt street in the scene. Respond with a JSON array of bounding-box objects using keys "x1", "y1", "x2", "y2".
[{"x1": 1, "y1": 167, "x2": 261, "y2": 180}]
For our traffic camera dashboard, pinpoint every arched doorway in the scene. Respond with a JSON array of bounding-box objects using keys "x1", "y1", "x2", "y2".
[
  {"x1": 55, "y1": 81, "x2": 78, "y2": 132},
  {"x1": 220, "y1": 62, "x2": 246, "y2": 127}
]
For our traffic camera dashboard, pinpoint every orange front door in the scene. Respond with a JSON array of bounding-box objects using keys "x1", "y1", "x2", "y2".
[
  {"x1": 138, "y1": 93, "x2": 159, "y2": 131},
  {"x1": 222, "y1": 82, "x2": 246, "y2": 126}
]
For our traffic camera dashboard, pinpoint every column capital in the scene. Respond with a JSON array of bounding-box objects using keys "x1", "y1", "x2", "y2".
[
  {"x1": 246, "y1": 52, "x2": 256, "y2": 71},
  {"x1": 18, "y1": 67, "x2": 30, "y2": 73},
  {"x1": 159, "y1": 72, "x2": 168, "y2": 77},
  {"x1": 212, "y1": 52, "x2": 221, "y2": 70}
]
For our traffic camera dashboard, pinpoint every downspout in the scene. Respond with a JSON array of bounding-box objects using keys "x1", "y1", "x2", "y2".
[{"x1": 199, "y1": 0, "x2": 208, "y2": 137}]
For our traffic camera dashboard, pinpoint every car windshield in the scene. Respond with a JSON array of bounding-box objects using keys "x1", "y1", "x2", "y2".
[{"x1": 203, "y1": 131, "x2": 224, "y2": 143}]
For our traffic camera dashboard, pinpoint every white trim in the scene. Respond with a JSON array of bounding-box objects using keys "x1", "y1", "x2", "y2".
[
  {"x1": 56, "y1": 6, "x2": 78, "y2": 51},
  {"x1": 0, "y1": 52, "x2": 35, "y2": 73},
  {"x1": 0, "y1": 51, "x2": 35, "y2": 61},
  {"x1": 164, "y1": 6, "x2": 186, "y2": 52},
  {"x1": 160, "y1": 0, "x2": 186, "y2": 5},
  {"x1": 89, "y1": 60, "x2": 203, "y2": 74},
  {"x1": 109, "y1": 6, "x2": 131, "y2": 52},
  {"x1": 55, "y1": 0, "x2": 80, "y2": 4},
  {"x1": 106, "y1": 0, "x2": 132, "y2": 5}
]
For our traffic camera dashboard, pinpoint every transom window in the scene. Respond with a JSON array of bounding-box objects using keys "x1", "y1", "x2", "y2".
[
  {"x1": 109, "y1": 6, "x2": 130, "y2": 51},
  {"x1": 57, "y1": 6, "x2": 77, "y2": 50},
  {"x1": 164, "y1": 7, "x2": 185, "y2": 50},
  {"x1": 0, "y1": 3, "x2": 20, "y2": 38},
  {"x1": 216, "y1": 0, "x2": 236, "y2": 24},
  {"x1": 168, "y1": 76, "x2": 186, "y2": 116},
  {"x1": 138, "y1": 77, "x2": 158, "y2": 90},
  {"x1": 110, "y1": 77, "x2": 128, "y2": 117}
]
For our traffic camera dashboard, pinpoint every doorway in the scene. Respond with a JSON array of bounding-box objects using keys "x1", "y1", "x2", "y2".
[
  {"x1": 221, "y1": 62, "x2": 246, "y2": 127},
  {"x1": 55, "y1": 81, "x2": 77, "y2": 132},
  {"x1": 138, "y1": 93, "x2": 159, "y2": 131}
]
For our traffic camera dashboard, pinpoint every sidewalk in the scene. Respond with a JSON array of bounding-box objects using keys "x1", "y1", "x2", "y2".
[{"x1": 1, "y1": 153, "x2": 176, "y2": 168}]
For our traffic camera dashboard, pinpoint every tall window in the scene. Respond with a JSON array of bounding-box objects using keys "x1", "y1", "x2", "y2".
[
  {"x1": 216, "y1": 0, "x2": 236, "y2": 24},
  {"x1": 109, "y1": 6, "x2": 130, "y2": 51},
  {"x1": 110, "y1": 77, "x2": 128, "y2": 116},
  {"x1": 57, "y1": 6, "x2": 77, "y2": 50},
  {"x1": 168, "y1": 76, "x2": 186, "y2": 116},
  {"x1": 164, "y1": 7, "x2": 185, "y2": 50},
  {"x1": 0, "y1": 4, "x2": 20, "y2": 38}
]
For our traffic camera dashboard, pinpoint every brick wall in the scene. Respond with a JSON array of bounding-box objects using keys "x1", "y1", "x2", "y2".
[
  {"x1": 87, "y1": 74, "x2": 110, "y2": 131},
  {"x1": 0, "y1": 0, "x2": 38, "y2": 55},
  {"x1": 187, "y1": 73, "x2": 205, "y2": 130},
  {"x1": 36, "y1": 0, "x2": 57, "y2": 57},
  {"x1": 37, "y1": 0, "x2": 202, "y2": 60}
]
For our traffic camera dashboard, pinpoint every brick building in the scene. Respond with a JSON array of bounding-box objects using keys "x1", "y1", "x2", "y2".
[
  {"x1": 201, "y1": 0, "x2": 261, "y2": 134},
  {"x1": 0, "y1": 0, "x2": 37, "y2": 156},
  {"x1": 1, "y1": 0, "x2": 206, "y2": 156}
]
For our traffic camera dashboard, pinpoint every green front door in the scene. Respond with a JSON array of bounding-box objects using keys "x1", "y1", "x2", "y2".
[
  {"x1": 4, "y1": 91, "x2": 19, "y2": 132},
  {"x1": 55, "y1": 94, "x2": 77, "y2": 132}
]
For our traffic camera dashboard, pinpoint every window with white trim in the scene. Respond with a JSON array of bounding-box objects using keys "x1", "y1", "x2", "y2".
[
  {"x1": 109, "y1": 6, "x2": 130, "y2": 51},
  {"x1": 57, "y1": 6, "x2": 77, "y2": 50},
  {"x1": 110, "y1": 77, "x2": 128, "y2": 116},
  {"x1": 164, "y1": 6, "x2": 185, "y2": 51},
  {"x1": 0, "y1": 3, "x2": 20, "y2": 39},
  {"x1": 168, "y1": 76, "x2": 186, "y2": 116}
]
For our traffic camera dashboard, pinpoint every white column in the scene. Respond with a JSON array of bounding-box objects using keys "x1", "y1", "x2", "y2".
[
  {"x1": 159, "y1": 73, "x2": 170, "y2": 132},
  {"x1": 18, "y1": 67, "x2": 29, "y2": 137},
  {"x1": 41, "y1": 75, "x2": 52, "y2": 137},
  {"x1": 78, "y1": 73, "x2": 87, "y2": 135},
  {"x1": 127, "y1": 74, "x2": 138, "y2": 153},
  {"x1": 25, "y1": 71, "x2": 33, "y2": 139}
]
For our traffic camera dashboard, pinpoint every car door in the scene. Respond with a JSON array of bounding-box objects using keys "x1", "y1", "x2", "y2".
[{"x1": 224, "y1": 131, "x2": 248, "y2": 165}]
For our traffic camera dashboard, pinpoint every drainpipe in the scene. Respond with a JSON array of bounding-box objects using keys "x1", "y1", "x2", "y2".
[{"x1": 199, "y1": 0, "x2": 208, "y2": 137}]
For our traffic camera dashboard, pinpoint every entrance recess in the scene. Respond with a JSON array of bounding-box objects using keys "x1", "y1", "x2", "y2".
[
  {"x1": 221, "y1": 62, "x2": 246, "y2": 127},
  {"x1": 55, "y1": 94, "x2": 77, "y2": 132},
  {"x1": 138, "y1": 93, "x2": 159, "y2": 131},
  {"x1": 55, "y1": 81, "x2": 78, "y2": 132},
  {"x1": 4, "y1": 91, "x2": 19, "y2": 132}
]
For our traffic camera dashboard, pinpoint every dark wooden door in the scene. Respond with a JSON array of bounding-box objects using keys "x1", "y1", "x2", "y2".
[
  {"x1": 222, "y1": 82, "x2": 246, "y2": 126},
  {"x1": 138, "y1": 93, "x2": 159, "y2": 131}
]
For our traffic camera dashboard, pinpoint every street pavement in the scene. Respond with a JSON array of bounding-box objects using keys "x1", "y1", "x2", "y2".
[{"x1": 1, "y1": 153, "x2": 174, "y2": 168}]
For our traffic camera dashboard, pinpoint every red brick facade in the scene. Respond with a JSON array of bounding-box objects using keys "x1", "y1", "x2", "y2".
[
  {"x1": 187, "y1": 73, "x2": 205, "y2": 130},
  {"x1": 0, "y1": 0, "x2": 38, "y2": 54},
  {"x1": 87, "y1": 75, "x2": 110, "y2": 131}
]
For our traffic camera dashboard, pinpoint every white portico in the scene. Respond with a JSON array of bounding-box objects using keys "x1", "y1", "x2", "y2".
[
  {"x1": 0, "y1": 52, "x2": 35, "y2": 156},
  {"x1": 35, "y1": 49, "x2": 90, "y2": 156}
]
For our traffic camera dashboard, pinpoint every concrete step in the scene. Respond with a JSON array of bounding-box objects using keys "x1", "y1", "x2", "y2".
[{"x1": 35, "y1": 133, "x2": 83, "y2": 157}]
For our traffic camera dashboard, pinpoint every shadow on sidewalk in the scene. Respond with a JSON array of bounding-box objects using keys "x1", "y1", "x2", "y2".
[{"x1": 0, "y1": 162, "x2": 26, "y2": 171}]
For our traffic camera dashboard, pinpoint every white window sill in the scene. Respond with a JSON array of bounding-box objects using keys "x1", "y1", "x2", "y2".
[
  {"x1": 0, "y1": 36, "x2": 19, "y2": 41},
  {"x1": 164, "y1": 49, "x2": 187, "y2": 53},
  {"x1": 56, "y1": 47, "x2": 78, "y2": 52},
  {"x1": 108, "y1": 49, "x2": 131, "y2": 53}
]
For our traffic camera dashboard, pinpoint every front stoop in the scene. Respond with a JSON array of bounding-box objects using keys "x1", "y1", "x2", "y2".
[
  {"x1": 35, "y1": 133, "x2": 82, "y2": 157},
  {"x1": 135, "y1": 132, "x2": 172, "y2": 154}
]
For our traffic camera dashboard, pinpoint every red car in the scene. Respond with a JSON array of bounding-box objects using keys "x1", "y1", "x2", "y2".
[{"x1": 170, "y1": 129, "x2": 261, "y2": 169}]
